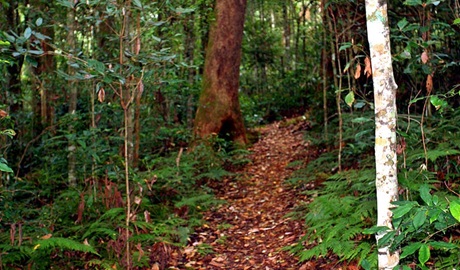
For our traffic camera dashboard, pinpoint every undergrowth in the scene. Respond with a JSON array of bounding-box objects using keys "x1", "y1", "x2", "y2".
[
  {"x1": 0, "y1": 137, "x2": 248, "y2": 268},
  {"x1": 288, "y1": 110, "x2": 460, "y2": 268}
]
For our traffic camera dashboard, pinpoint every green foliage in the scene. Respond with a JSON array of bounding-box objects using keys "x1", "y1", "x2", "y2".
[
  {"x1": 0, "y1": 140, "x2": 240, "y2": 268},
  {"x1": 33, "y1": 237, "x2": 98, "y2": 255},
  {"x1": 287, "y1": 168, "x2": 377, "y2": 265},
  {"x1": 387, "y1": 185, "x2": 460, "y2": 269},
  {"x1": 0, "y1": 158, "x2": 13, "y2": 173},
  {"x1": 289, "y1": 107, "x2": 460, "y2": 267}
]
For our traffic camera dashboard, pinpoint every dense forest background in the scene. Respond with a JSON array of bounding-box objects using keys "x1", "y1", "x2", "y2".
[{"x1": 1, "y1": 0, "x2": 460, "y2": 269}]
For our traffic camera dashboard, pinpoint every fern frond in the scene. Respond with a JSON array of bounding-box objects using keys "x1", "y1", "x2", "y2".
[
  {"x1": 99, "y1": 207, "x2": 125, "y2": 222},
  {"x1": 82, "y1": 227, "x2": 118, "y2": 240},
  {"x1": 34, "y1": 237, "x2": 98, "y2": 255}
]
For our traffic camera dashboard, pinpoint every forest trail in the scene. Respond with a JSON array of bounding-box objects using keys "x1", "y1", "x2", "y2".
[{"x1": 182, "y1": 119, "x2": 311, "y2": 269}]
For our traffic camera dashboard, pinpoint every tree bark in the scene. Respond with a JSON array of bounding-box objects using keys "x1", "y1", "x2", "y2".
[
  {"x1": 365, "y1": 0, "x2": 399, "y2": 268},
  {"x1": 67, "y1": 4, "x2": 78, "y2": 187},
  {"x1": 193, "y1": 0, "x2": 248, "y2": 145}
]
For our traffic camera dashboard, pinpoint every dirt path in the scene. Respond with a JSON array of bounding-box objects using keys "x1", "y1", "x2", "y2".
[{"x1": 182, "y1": 120, "x2": 310, "y2": 269}]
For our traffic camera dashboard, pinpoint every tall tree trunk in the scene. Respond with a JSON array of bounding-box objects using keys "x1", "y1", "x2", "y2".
[
  {"x1": 34, "y1": 12, "x2": 55, "y2": 127},
  {"x1": 193, "y1": 0, "x2": 248, "y2": 145},
  {"x1": 365, "y1": 0, "x2": 399, "y2": 268},
  {"x1": 320, "y1": 0, "x2": 328, "y2": 138},
  {"x1": 67, "y1": 3, "x2": 78, "y2": 187},
  {"x1": 282, "y1": 3, "x2": 290, "y2": 73},
  {"x1": 184, "y1": 0, "x2": 197, "y2": 129}
]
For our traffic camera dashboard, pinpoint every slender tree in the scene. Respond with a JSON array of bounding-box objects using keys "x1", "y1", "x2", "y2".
[
  {"x1": 365, "y1": 0, "x2": 399, "y2": 268},
  {"x1": 67, "y1": 2, "x2": 78, "y2": 187},
  {"x1": 193, "y1": 0, "x2": 248, "y2": 145}
]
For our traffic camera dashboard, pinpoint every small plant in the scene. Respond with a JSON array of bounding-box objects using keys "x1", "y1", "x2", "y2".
[
  {"x1": 217, "y1": 223, "x2": 233, "y2": 230},
  {"x1": 196, "y1": 243, "x2": 214, "y2": 256},
  {"x1": 288, "y1": 169, "x2": 377, "y2": 265},
  {"x1": 388, "y1": 186, "x2": 459, "y2": 269}
]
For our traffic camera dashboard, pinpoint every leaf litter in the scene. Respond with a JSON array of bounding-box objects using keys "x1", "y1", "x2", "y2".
[{"x1": 177, "y1": 119, "x2": 311, "y2": 269}]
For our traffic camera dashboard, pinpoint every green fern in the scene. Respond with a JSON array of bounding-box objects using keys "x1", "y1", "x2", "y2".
[
  {"x1": 33, "y1": 237, "x2": 98, "y2": 255},
  {"x1": 290, "y1": 169, "x2": 377, "y2": 263},
  {"x1": 82, "y1": 226, "x2": 118, "y2": 241},
  {"x1": 0, "y1": 244, "x2": 33, "y2": 266},
  {"x1": 175, "y1": 194, "x2": 222, "y2": 209}
]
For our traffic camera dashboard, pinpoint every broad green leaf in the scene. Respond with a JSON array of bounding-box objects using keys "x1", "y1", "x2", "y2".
[
  {"x1": 392, "y1": 202, "x2": 417, "y2": 219},
  {"x1": 345, "y1": 91, "x2": 355, "y2": 107},
  {"x1": 362, "y1": 226, "x2": 390, "y2": 234},
  {"x1": 133, "y1": 0, "x2": 142, "y2": 8},
  {"x1": 377, "y1": 230, "x2": 396, "y2": 247},
  {"x1": 351, "y1": 117, "x2": 372, "y2": 124},
  {"x1": 428, "y1": 241, "x2": 458, "y2": 250},
  {"x1": 413, "y1": 209, "x2": 426, "y2": 229},
  {"x1": 26, "y1": 55, "x2": 38, "y2": 67},
  {"x1": 77, "y1": 140, "x2": 87, "y2": 149},
  {"x1": 454, "y1": 18, "x2": 460, "y2": 25},
  {"x1": 430, "y1": 95, "x2": 447, "y2": 111},
  {"x1": 1, "y1": 129, "x2": 16, "y2": 137},
  {"x1": 57, "y1": 0, "x2": 74, "y2": 8},
  {"x1": 449, "y1": 200, "x2": 460, "y2": 222},
  {"x1": 400, "y1": 242, "x2": 422, "y2": 259},
  {"x1": 24, "y1": 27, "x2": 32, "y2": 39},
  {"x1": 434, "y1": 221, "x2": 448, "y2": 231},
  {"x1": 432, "y1": 195, "x2": 439, "y2": 206},
  {"x1": 343, "y1": 62, "x2": 351, "y2": 73},
  {"x1": 0, "y1": 162, "x2": 13, "y2": 173},
  {"x1": 87, "y1": 59, "x2": 106, "y2": 74},
  {"x1": 397, "y1": 18, "x2": 409, "y2": 30},
  {"x1": 354, "y1": 100, "x2": 366, "y2": 109},
  {"x1": 33, "y1": 31, "x2": 51, "y2": 40},
  {"x1": 36, "y1": 17, "x2": 43, "y2": 26},
  {"x1": 360, "y1": 259, "x2": 371, "y2": 270},
  {"x1": 418, "y1": 244, "x2": 430, "y2": 265},
  {"x1": 404, "y1": 0, "x2": 422, "y2": 5},
  {"x1": 428, "y1": 208, "x2": 442, "y2": 223},
  {"x1": 422, "y1": 64, "x2": 431, "y2": 75},
  {"x1": 174, "y1": 7, "x2": 195, "y2": 14},
  {"x1": 4, "y1": 32, "x2": 15, "y2": 43},
  {"x1": 419, "y1": 185, "x2": 432, "y2": 206},
  {"x1": 399, "y1": 49, "x2": 411, "y2": 59},
  {"x1": 28, "y1": 49, "x2": 44, "y2": 55},
  {"x1": 339, "y1": 42, "x2": 353, "y2": 51}
]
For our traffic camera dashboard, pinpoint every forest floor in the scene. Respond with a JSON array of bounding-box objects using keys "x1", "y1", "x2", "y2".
[{"x1": 167, "y1": 119, "x2": 355, "y2": 270}]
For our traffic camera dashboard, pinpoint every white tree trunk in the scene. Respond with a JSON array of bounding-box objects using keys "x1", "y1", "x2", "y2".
[{"x1": 365, "y1": 0, "x2": 399, "y2": 269}]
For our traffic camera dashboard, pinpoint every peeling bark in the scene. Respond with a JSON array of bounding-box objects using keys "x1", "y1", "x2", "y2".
[
  {"x1": 365, "y1": 0, "x2": 399, "y2": 269},
  {"x1": 193, "y1": 0, "x2": 248, "y2": 145}
]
